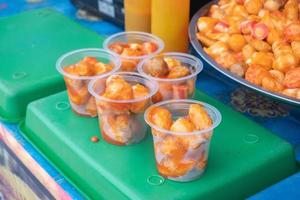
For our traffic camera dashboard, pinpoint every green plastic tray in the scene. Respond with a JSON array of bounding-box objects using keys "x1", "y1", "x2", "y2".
[
  {"x1": 0, "y1": 8, "x2": 104, "y2": 122},
  {"x1": 20, "y1": 90, "x2": 297, "y2": 200}
]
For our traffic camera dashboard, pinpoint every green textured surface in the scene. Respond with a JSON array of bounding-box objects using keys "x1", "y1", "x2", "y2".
[
  {"x1": 0, "y1": 8, "x2": 104, "y2": 122},
  {"x1": 21, "y1": 90, "x2": 297, "y2": 200}
]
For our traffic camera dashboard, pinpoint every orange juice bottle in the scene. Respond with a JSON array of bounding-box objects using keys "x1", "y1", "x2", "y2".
[
  {"x1": 124, "y1": 0, "x2": 151, "y2": 32},
  {"x1": 151, "y1": 0, "x2": 190, "y2": 52}
]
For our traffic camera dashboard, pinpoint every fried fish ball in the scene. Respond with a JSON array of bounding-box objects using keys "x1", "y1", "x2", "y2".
[
  {"x1": 267, "y1": 28, "x2": 283, "y2": 45},
  {"x1": 215, "y1": 51, "x2": 238, "y2": 69},
  {"x1": 231, "y1": 4, "x2": 249, "y2": 17},
  {"x1": 272, "y1": 41, "x2": 298, "y2": 72},
  {"x1": 74, "y1": 60, "x2": 94, "y2": 76},
  {"x1": 189, "y1": 104, "x2": 213, "y2": 130},
  {"x1": 197, "y1": 17, "x2": 218, "y2": 33},
  {"x1": 281, "y1": 88, "x2": 300, "y2": 99},
  {"x1": 230, "y1": 63, "x2": 246, "y2": 77},
  {"x1": 196, "y1": 32, "x2": 216, "y2": 47},
  {"x1": 120, "y1": 48, "x2": 143, "y2": 71},
  {"x1": 130, "y1": 84, "x2": 150, "y2": 113},
  {"x1": 167, "y1": 66, "x2": 191, "y2": 79},
  {"x1": 250, "y1": 40, "x2": 272, "y2": 52},
  {"x1": 158, "y1": 136, "x2": 187, "y2": 160},
  {"x1": 270, "y1": 10, "x2": 287, "y2": 31},
  {"x1": 269, "y1": 69, "x2": 285, "y2": 83},
  {"x1": 284, "y1": 22, "x2": 300, "y2": 42},
  {"x1": 106, "y1": 114, "x2": 132, "y2": 144},
  {"x1": 291, "y1": 41, "x2": 300, "y2": 59},
  {"x1": 170, "y1": 118, "x2": 195, "y2": 132},
  {"x1": 148, "y1": 107, "x2": 173, "y2": 130},
  {"x1": 245, "y1": 65, "x2": 270, "y2": 85},
  {"x1": 104, "y1": 75, "x2": 133, "y2": 100},
  {"x1": 273, "y1": 54, "x2": 298, "y2": 73},
  {"x1": 244, "y1": 0, "x2": 263, "y2": 15},
  {"x1": 283, "y1": 68, "x2": 300, "y2": 88},
  {"x1": 283, "y1": 0, "x2": 299, "y2": 21},
  {"x1": 178, "y1": 134, "x2": 206, "y2": 150},
  {"x1": 242, "y1": 44, "x2": 256, "y2": 61},
  {"x1": 262, "y1": 76, "x2": 284, "y2": 92},
  {"x1": 249, "y1": 52, "x2": 274, "y2": 70},
  {"x1": 209, "y1": 5, "x2": 226, "y2": 20},
  {"x1": 228, "y1": 34, "x2": 246, "y2": 52},
  {"x1": 204, "y1": 41, "x2": 229, "y2": 59},
  {"x1": 144, "y1": 57, "x2": 169, "y2": 77},
  {"x1": 205, "y1": 32, "x2": 230, "y2": 43},
  {"x1": 264, "y1": 0, "x2": 281, "y2": 11}
]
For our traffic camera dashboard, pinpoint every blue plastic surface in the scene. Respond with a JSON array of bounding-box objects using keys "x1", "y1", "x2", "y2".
[{"x1": 248, "y1": 172, "x2": 300, "y2": 200}]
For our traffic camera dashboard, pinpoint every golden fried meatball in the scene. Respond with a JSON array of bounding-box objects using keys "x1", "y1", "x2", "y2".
[
  {"x1": 170, "y1": 118, "x2": 195, "y2": 132},
  {"x1": 228, "y1": 34, "x2": 247, "y2": 52},
  {"x1": 283, "y1": 0, "x2": 299, "y2": 21},
  {"x1": 144, "y1": 57, "x2": 169, "y2": 77},
  {"x1": 189, "y1": 104, "x2": 213, "y2": 130},
  {"x1": 262, "y1": 76, "x2": 284, "y2": 92},
  {"x1": 250, "y1": 40, "x2": 272, "y2": 52},
  {"x1": 245, "y1": 65, "x2": 271, "y2": 85},
  {"x1": 242, "y1": 44, "x2": 256, "y2": 61},
  {"x1": 130, "y1": 84, "x2": 150, "y2": 113},
  {"x1": 269, "y1": 69, "x2": 285, "y2": 83},
  {"x1": 197, "y1": 17, "x2": 218, "y2": 33},
  {"x1": 104, "y1": 75, "x2": 133, "y2": 100},
  {"x1": 244, "y1": 0, "x2": 263, "y2": 15},
  {"x1": 249, "y1": 52, "x2": 274, "y2": 70},
  {"x1": 148, "y1": 107, "x2": 173, "y2": 130},
  {"x1": 283, "y1": 68, "x2": 300, "y2": 88},
  {"x1": 291, "y1": 41, "x2": 300, "y2": 59},
  {"x1": 284, "y1": 22, "x2": 300, "y2": 42}
]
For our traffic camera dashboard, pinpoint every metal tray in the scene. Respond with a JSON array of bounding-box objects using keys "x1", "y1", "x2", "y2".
[{"x1": 189, "y1": 0, "x2": 300, "y2": 108}]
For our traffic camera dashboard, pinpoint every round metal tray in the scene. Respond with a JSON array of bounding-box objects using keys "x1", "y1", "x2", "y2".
[{"x1": 188, "y1": 0, "x2": 300, "y2": 107}]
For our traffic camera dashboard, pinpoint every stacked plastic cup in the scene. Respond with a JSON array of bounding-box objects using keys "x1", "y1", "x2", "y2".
[
  {"x1": 56, "y1": 48, "x2": 121, "y2": 117},
  {"x1": 89, "y1": 72, "x2": 158, "y2": 145},
  {"x1": 144, "y1": 99, "x2": 221, "y2": 182},
  {"x1": 103, "y1": 31, "x2": 164, "y2": 72}
]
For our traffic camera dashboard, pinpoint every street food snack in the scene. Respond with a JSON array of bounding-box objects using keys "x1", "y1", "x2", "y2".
[
  {"x1": 138, "y1": 53, "x2": 202, "y2": 103},
  {"x1": 197, "y1": 0, "x2": 300, "y2": 100},
  {"x1": 145, "y1": 100, "x2": 221, "y2": 182},
  {"x1": 103, "y1": 32, "x2": 164, "y2": 72},
  {"x1": 89, "y1": 72, "x2": 158, "y2": 145},
  {"x1": 56, "y1": 49, "x2": 121, "y2": 116}
]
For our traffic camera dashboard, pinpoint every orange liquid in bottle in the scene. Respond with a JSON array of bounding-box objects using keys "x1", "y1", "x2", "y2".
[
  {"x1": 151, "y1": 0, "x2": 190, "y2": 52},
  {"x1": 124, "y1": 0, "x2": 151, "y2": 32}
]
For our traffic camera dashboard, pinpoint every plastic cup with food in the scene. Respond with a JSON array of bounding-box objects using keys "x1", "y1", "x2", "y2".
[
  {"x1": 144, "y1": 99, "x2": 221, "y2": 182},
  {"x1": 138, "y1": 53, "x2": 202, "y2": 102},
  {"x1": 56, "y1": 48, "x2": 121, "y2": 117},
  {"x1": 88, "y1": 72, "x2": 158, "y2": 145},
  {"x1": 103, "y1": 31, "x2": 164, "y2": 72}
]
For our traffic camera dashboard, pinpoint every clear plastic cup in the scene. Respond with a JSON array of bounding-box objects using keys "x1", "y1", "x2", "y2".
[
  {"x1": 56, "y1": 48, "x2": 121, "y2": 117},
  {"x1": 103, "y1": 31, "x2": 164, "y2": 72},
  {"x1": 144, "y1": 99, "x2": 221, "y2": 182},
  {"x1": 137, "y1": 52, "x2": 203, "y2": 102},
  {"x1": 88, "y1": 72, "x2": 158, "y2": 145}
]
